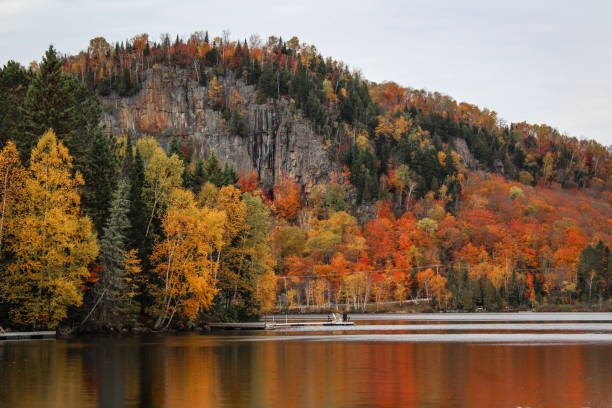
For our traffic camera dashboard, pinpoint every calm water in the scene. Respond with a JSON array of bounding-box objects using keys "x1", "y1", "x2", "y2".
[{"x1": 1, "y1": 313, "x2": 612, "y2": 408}]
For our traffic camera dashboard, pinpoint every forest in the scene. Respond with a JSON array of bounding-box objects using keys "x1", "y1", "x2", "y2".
[{"x1": 0, "y1": 31, "x2": 611, "y2": 331}]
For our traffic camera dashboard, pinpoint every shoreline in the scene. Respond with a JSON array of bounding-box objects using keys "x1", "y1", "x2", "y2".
[{"x1": 3, "y1": 310, "x2": 612, "y2": 338}]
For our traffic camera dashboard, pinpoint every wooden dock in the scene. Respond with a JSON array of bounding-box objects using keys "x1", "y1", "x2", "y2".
[
  {"x1": 207, "y1": 322, "x2": 268, "y2": 330},
  {"x1": 0, "y1": 331, "x2": 56, "y2": 340},
  {"x1": 271, "y1": 321, "x2": 355, "y2": 327},
  {"x1": 206, "y1": 321, "x2": 355, "y2": 330}
]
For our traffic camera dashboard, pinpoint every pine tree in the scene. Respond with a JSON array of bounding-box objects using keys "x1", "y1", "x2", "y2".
[
  {"x1": 20, "y1": 45, "x2": 99, "y2": 161},
  {"x1": 0, "y1": 61, "x2": 29, "y2": 148}
]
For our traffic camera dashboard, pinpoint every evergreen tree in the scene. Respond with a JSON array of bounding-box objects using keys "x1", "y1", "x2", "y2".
[
  {"x1": 230, "y1": 111, "x2": 248, "y2": 137},
  {"x1": 92, "y1": 179, "x2": 134, "y2": 326},
  {"x1": 0, "y1": 61, "x2": 29, "y2": 148},
  {"x1": 222, "y1": 162, "x2": 238, "y2": 186},
  {"x1": 20, "y1": 45, "x2": 99, "y2": 161},
  {"x1": 191, "y1": 159, "x2": 206, "y2": 193},
  {"x1": 129, "y1": 149, "x2": 147, "y2": 257},
  {"x1": 257, "y1": 64, "x2": 277, "y2": 98},
  {"x1": 168, "y1": 135, "x2": 183, "y2": 159},
  {"x1": 205, "y1": 151, "x2": 223, "y2": 186},
  {"x1": 81, "y1": 130, "x2": 118, "y2": 233}
]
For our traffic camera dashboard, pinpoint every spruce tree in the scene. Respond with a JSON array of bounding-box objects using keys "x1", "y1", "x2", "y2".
[
  {"x1": 128, "y1": 149, "x2": 147, "y2": 257},
  {"x1": 94, "y1": 179, "x2": 132, "y2": 326},
  {"x1": 205, "y1": 151, "x2": 223, "y2": 186},
  {"x1": 191, "y1": 159, "x2": 207, "y2": 193},
  {"x1": 81, "y1": 130, "x2": 117, "y2": 233},
  {"x1": 222, "y1": 162, "x2": 238, "y2": 186},
  {"x1": 168, "y1": 135, "x2": 183, "y2": 158}
]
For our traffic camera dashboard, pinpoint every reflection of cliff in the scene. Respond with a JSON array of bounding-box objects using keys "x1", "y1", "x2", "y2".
[{"x1": 100, "y1": 67, "x2": 337, "y2": 191}]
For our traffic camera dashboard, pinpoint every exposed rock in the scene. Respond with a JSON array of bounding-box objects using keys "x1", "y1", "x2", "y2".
[
  {"x1": 100, "y1": 66, "x2": 338, "y2": 192},
  {"x1": 453, "y1": 137, "x2": 476, "y2": 169},
  {"x1": 493, "y1": 159, "x2": 505, "y2": 173}
]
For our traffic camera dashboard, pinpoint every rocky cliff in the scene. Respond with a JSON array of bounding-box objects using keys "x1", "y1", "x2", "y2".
[{"x1": 99, "y1": 66, "x2": 337, "y2": 192}]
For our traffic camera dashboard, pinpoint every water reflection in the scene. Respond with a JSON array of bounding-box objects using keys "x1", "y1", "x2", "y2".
[{"x1": 1, "y1": 318, "x2": 612, "y2": 408}]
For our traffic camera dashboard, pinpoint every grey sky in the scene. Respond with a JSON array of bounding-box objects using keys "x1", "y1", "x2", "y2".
[{"x1": 1, "y1": 0, "x2": 610, "y2": 145}]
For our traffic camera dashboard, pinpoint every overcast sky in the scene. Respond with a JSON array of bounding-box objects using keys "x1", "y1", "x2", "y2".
[{"x1": 1, "y1": 0, "x2": 610, "y2": 145}]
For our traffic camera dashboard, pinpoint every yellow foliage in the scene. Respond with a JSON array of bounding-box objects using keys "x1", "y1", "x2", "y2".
[
  {"x1": 123, "y1": 249, "x2": 142, "y2": 299},
  {"x1": 4, "y1": 131, "x2": 98, "y2": 328},
  {"x1": 438, "y1": 151, "x2": 447, "y2": 167},
  {"x1": 253, "y1": 269, "x2": 277, "y2": 313},
  {"x1": 208, "y1": 75, "x2": 224, "y2": 107},
  {"x1": 151, "y1": 188, "x2": 226, "y2": 329},
  {"x1": 138, "y1": 137, "x2": 184, "y2": 237},
  {"x1": 0, "y1": 141, "x2": 26, "y2": 257},
  {"x1": 356, "y1": 130, "x2": 371, "y2": 152}
]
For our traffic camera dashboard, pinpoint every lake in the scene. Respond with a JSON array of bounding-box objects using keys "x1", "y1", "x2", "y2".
[{"x1": 1, "y1": 313, "x2": 611, "y2": 407}]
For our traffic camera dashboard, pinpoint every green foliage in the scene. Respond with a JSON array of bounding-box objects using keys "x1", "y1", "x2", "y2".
[
  {"x1": 0, "y1": 61, "x2": 30, "y2": 148},
  {"x1": 577, "y1": 241, "x2": 611, "y2": 300},
  {"x1": 200, "y1": 151, "x2": 237, "y2": 187},
  {"x1": 509, "y1": 186, "x2": 524, "y2": 200},
  {"x1": 168, "y1": 135, "x2": 183, "y2": 159},
  {"x1": 20, "y1": 45, "x2": 100, "y2": 162},
  {"x1": 229, "y1": 111, "x2": 248, "y2": 137},
  {"x1": 323, "y1": 183, "x2": 348, "y2": 213},
  {"x1": 115, "y1": 67, "x2": 140, "y2": 97},
  {"x1": 257, "y1": 64, "x2": 278, "y2": 98},
  {"x1": 92, "y1": 178, "x2": 137, "y2": 326},
  {"x1": 81, "y1": 130, "x2": 118, "y2": 233},
  {"x1": 128, "y1": 148, "x2": 148, "y2": 256},
  {"x1": 341, "y1": 144, "x2": 380, "y2": 203},
  {"x1": 204, "y1": 47, "x2": 219, "y2": 66}
]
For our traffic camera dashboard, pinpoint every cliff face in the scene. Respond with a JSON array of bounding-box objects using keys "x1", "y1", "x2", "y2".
[{"x1": 100, "y1": 67, "x2": 337, "y2": 191}]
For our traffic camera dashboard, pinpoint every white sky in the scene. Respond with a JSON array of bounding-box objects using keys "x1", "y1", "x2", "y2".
[{"x1": 1, "y1": 0, "x2": 610, "y2": 145}]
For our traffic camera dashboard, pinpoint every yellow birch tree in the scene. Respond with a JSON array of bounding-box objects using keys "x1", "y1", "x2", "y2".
[
  {"x1": 150, "y1": 188, "x2": 226, "y2": 330},
  {"x1": 5, "y1": 130, "x2": 98, "y2": 328}
]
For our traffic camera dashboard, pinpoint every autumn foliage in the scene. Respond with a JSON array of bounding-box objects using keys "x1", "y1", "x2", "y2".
[{"x1": 2, "y1": 31, "x2": 612, "y2": 331}]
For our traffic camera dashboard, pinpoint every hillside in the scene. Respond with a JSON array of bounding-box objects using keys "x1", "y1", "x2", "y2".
[
  {"x1": 65, "y1": 34, "x2": 612, "y2": 197},
  {"x1": 0, "y1": 32, "x2": 611, "y2": 330}
]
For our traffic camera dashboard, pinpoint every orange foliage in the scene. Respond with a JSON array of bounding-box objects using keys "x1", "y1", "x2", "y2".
[
  {"x1": 273, "y1": 173, "x2": 301, "y2": 221},
  {"x1": 237, "y1": 170, "x2": 260, "y2": 194}
]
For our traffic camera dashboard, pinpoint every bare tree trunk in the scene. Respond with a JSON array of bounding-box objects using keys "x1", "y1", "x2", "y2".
[{"x1": 80, "y1": 287, "x2": 108, "y2": 327}]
